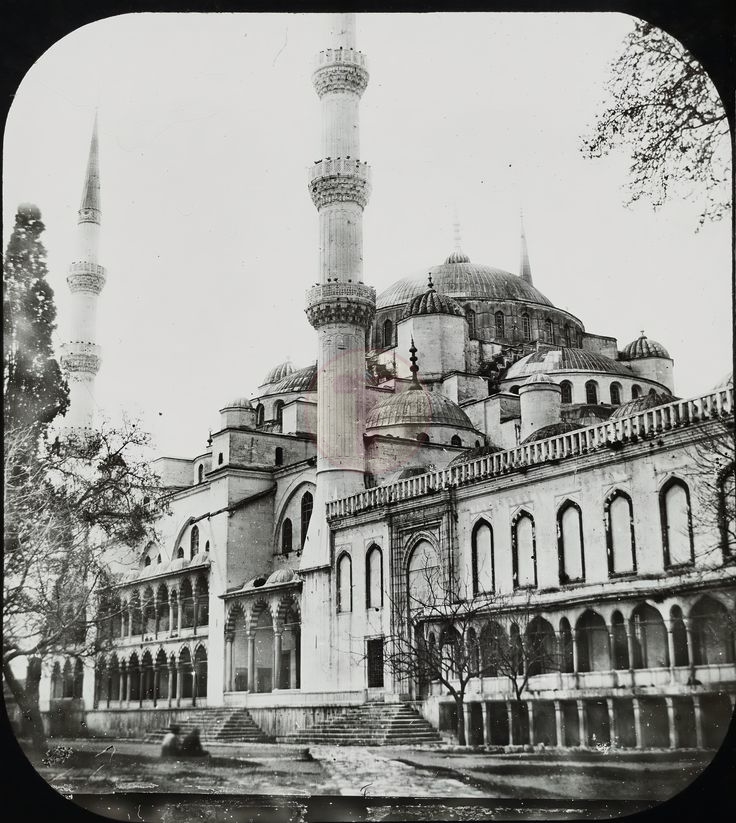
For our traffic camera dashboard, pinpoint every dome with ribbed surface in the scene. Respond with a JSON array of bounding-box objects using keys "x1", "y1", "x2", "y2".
[
  {"x1": 366, "y1": 387, "x2": 475, "y2": 430},
  {"x1": 401, "y1": 287, "x2": 465, "y2": 319},
  {"x1": 378, "y1": 257, "x2": 554, "y2": 310},
  {"x1": 266, "y1": 568, "x2": 297, "y2": 585},
  {"x1": 523, "y1": 372, "x2": 557, "y2": 386},
  {"x1": 609, "y1": 390, "x2": 675, "y2": 419},
  {"x1": 263, "y1": 360, "x2": 295, "y2": 385},
  {"x1": 504, "y1": 347, "x2": 632, "y2": 380},
  {"x1": 521, "y1": 421, "x2": 584, "y2": 443},
  {"x1": 448, "y1": 442, "x2": 504, "y2": 465},
  {"x1": 270, "y1": 362, "x2": 318, "y2": 394},
  {"x1": 620, "y1": 333, "x2": 670, "y2": 360}
]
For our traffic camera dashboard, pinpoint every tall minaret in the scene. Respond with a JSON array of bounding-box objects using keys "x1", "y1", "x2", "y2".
[
  {"x1": 60, "y1": 115, "x2": 106, "y2": 432},
  {"x1": 302, "y1": 13, "x2": 375, "y2": 568},
  {"x1": 519, "y1": 210, "x2": 533, "y2": 285}
]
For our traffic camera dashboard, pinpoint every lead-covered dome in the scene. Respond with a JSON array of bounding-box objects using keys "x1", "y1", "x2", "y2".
[
  {"x1": 504, "y1": 347, "x2": 632, "y2": 380},
  {"x1": 266, "y1": 568, "x2": 297, "y2": 585},
  {"x1": 221, "y1": 396, "x2": 253, "y2": 410},
  {"x1": 609, "y1": 390, "x2": 675, "y2": 419},
  {"x1": 521, "y1": 420, "x2": 584, "y2": 443},
  {"x1": 263, "y1": 360, "x2": 295, "y2": 385},
  {"x1": 401, "y1": 283, "x2": 465, "y2": 319},
  {"x1": 271, "y1": 362, "x2": 318, "y2": 394},
  {"x1": 620, "y1": 333, "x2": 670, "y2": 361},
  {"x1": 378, "y1": 254, "x2": 554, "y2": 310},
  {"x1": 366, "y1": 387, "x2": 475, "y2": 430},
  {"x1": 448, "y1": 442, "x2": 504, "y2": 466}
]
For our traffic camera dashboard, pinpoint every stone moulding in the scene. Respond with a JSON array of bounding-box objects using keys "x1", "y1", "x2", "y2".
[
  {"x1": 305, "y1": 281, "x2": 377, "y2": 330},
  {"x1": 308, "y1": 159, "x2": 372, "y2": 210},
  {"x1": 67, "y1": 261, "x2": 107, "y2": 294},
  {"x1": 312, "y1": 49, "x2": 369, "y2": 97}
]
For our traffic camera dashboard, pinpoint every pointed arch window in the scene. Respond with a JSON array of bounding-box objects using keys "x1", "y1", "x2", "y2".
[
  {"x1": 465, "y1": 308, "x2": 477, "y2": 337},
  {"x1": 300, "y1": 491, "x2": 313, "y2": 548},
  {"x1": 557, "y1": 501, "x2": 585, "y2": 584},
  {"x1": 366, "y1": 545, "x2": 383, "y2": 609},
  {"x1": 660, "y1": 478, "x2": 694, "y2": 567},
  {"x1": 521, "y1": 313, "x2": 531, "y2": 340},
  {"x1": 450, "y1": 435, "x2": 462, "y2": 446},
  {"x1": 544, "y1": 318, "x2": 554, "y2": 342},
  {"x1": 471, "y1": 520, "x2": 494, "y2": 595},
  {"x1": 256, "y1": 404, "x2": 265, "y2": 426},
  {"x1": 610, "y1": 382, "x2": 622, "y2": 405},
  {"x1": 282, "y1": 518, "x2": 293, "y2": 554},
  {"x1": 382, "y1": 318, "x2": 394, "y2": 348},
  {"x1": 197, "y1": 464, "x2": 204, "y2": 484},
  {"x1": 337, "y1": 553, "x2": 352, "y2": 612},
  {"x1": 190, "y1": 525, "x2": 200, "y2": 559},
  {"x1": 407, "y1": 539, "x2": 440, "y2": 606},
  {"x1": 176, "y1": 547, "x2": 184, "y2": 559},
  {"x1": 560, "y1": 381, "x2": 573, "y2": 404},
  {"x1": 605, "y1": 490, "x2": 636, "y2": 576},
  {"x1": 494, "y1": 312, "x2": 505, "y2": 339},
  {"x1": 511, "y1": 511, "x2": 537, "y2": 588},
  {"x1": 564, "y1": 324, "x2": 572, "y2": 347},
  {"x1": 274, "y1": 400, "x2": 284, "y2": 428}
]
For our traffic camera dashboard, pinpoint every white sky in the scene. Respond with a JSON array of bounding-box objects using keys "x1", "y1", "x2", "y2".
[{"x1": 3, "y1": 12, "x2": 732, "y2": 457}]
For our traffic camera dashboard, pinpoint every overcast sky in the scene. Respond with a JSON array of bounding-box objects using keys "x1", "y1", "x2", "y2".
[{"x1": 3, "y1": 12, "x2": 732, "y2": 457}]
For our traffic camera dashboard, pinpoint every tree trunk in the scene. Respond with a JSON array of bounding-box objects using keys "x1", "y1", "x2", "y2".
[
  {"x1": 455, "y1": 695, "x2": 466, "y2": 746},
  {"x1": 3, "y1": 657, "x2": 47, "y2": 752}
]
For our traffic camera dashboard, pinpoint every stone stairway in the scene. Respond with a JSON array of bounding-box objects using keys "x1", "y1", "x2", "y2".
[
  {"x1": 143, "y1": 708, "x2": 269, "y2": 744},
  {"x1": 277, "y1": 702, "x2": 441, "y2": 746}
]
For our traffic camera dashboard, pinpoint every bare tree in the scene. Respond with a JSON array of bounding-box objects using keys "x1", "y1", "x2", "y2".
[
  {"x1": 3, "y1": 419, "x2": 165, "y2": 750},
  {"x1": 582, "y1": 19, "x2": 731, "y2": 228}
]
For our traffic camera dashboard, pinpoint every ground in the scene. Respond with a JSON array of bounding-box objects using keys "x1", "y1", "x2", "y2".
[{"x1": 12, "y1": 736, "x2": 722, "y2": 821}]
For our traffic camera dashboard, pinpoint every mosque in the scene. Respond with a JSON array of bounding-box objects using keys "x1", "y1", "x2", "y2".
[{"x1": 42, "y1": 14, "x2": 734, "y2": 749}]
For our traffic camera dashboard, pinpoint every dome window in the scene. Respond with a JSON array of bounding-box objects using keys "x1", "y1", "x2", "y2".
[
  {"x1": 610, "y1": 382, "x2": 622, "y2": 405},
  {"x1": 382, "y1": 318, "x2": 394, "y2": 348},
  {"x1": 585, "y1": 380, "x2": 599, "y2": 405},
  {"x1": 631, "y1": 384, "x2": 642, "y2": 399},
  {"x1": 197, "y1": 464, "x2": 204, "y2": 484},
  {"x1": 274, "y1": 400, "x2": 284, "y2": 428},
  {"x1": 545, "y1": 318, "x2": 554, "y2": 342},
  {"x1": 510, "y1": 385, "x2": 520, "y2": 395},
  {"x1": 564, "y1": 324, "x2": 572, "y2": 347},
  {"x1": 494, "y1": 312, "x2": 505, "y2": 339},
  {"x1": 521, "y1": 313, "x2": 531, "y2": 341},
  {"x1": 560, "y1": 381, "x2": 573, "y2": 404},
  {"x1": 416, "y1": 432, "x2": 430, "y2": 444},
  {"x1": 450, "y1": 435, "x2": 462, "y2": 447},
  {"x1": 465, "y1": 308, "x2": 476, "y2": 338}
]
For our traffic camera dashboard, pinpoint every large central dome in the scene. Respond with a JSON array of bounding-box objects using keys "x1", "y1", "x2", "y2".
[{"x1": 377, "y1": 257, "x2": 554, "y2": 310}]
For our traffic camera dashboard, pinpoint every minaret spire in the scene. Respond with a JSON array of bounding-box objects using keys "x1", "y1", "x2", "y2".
[
  {"x1": 519, "y1": 209, "x2": 533, "y2": 285},
  {"x1": 59, "y1": 114, "x2": 106, "y2": 434}
]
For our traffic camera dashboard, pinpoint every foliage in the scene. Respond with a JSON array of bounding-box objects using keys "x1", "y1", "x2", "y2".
[
  {"x1": 582, "y1": 20, "x2": 731, "y2": 228},
  {"x1": 3, "y1": 204, "x2": 69, "y2": 434}
]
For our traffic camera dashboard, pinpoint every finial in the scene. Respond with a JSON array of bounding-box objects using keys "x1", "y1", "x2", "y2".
[
  {"x1": 427, "y1": 272, "x2": 434, "y2": 290},
  {"x1": 640, "y1": 330, "x2": 646, "y2": 338},
  {"x1": 409, "y1": 338, "x2": 420, "y2": 387},
  {"x1": 519, "y1": 208, "x2": 533, "y2": 286},
  {"x1": 207, "y1": 429, "x2": 213, "y2": 447}
]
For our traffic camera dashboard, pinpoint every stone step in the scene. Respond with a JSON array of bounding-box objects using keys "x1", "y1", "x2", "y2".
[{"x1": 142, "y1": 708, "x2": 269, "y2": 743}]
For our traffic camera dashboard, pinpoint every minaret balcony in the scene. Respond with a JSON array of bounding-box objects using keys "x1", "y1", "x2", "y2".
[
  {"x1": 60, "y1": 341, "x2": 102, "y2": 376},
  {"x1": 313, "y1": 49, "x2": 369, "y2": 97},
  {"x1": 308, "y1": 158, "x2": 371, "y2": 209},
  {"x1": 314, "y1": 47, "x2": 368, "y2": 71},
  {"x1": 67, "y1": 261, "x2": 107, "y2": 295},
  {"x1": 305, "y1": 282, "x2": 376, "y2": 330}
]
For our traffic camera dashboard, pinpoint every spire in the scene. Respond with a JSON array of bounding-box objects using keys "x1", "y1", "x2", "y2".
[
  {"x1": 79, "y1": 112, "x2": 100, "y2": 222},
  {"x1": 427, "y1": 272, "x2": 434, "y2": 291},
  {"x1": 445, "y1": 205, "x2": 470, "y2": 264},
  {"x1": 519, "y1": 209, "x2": 533, "y2": 285},
  {"x1": 409, "y1": 338, "x2": 421, "y2": 389}
]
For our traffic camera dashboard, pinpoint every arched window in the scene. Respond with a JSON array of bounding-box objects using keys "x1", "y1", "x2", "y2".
[
  {"x1": 545, "y1": 318, "x2": 553, "y2": 342},
  {"x1": 494, "y1": 311, "x2": 505, "y2": 339},
  {"x1": 610, "y1": 382, "x2": 622, "y2": 405},
  {"x1": 560, "y1": 381, "x2": 573, "y2": 404},
  {"x1": 510, "y1": 385, "x2": 520, "y2": 395},
  {"x1": 660, "y1": 478, "x2": 694, "y2": 566},
  {"x1": 282, "y1": 518, "x2": 293, "y2": 554},
  {"x1": 511, "y1": 511, "x2": 537, "y2": 588},
  {"x1": 471, "y1": 520, "x2": 494, "y2": 595},
  {"x1": 337, "y1": 553, "x2": 352, "y2": 612},
  {"x1": 197, "y1": 464, "x2": 204, "y2": 484},
  {"x1": 190, "y1": 525, "x2": 199, "y2": 559},
  {"x1": 416, "y1": 432, "x2": 429, "y2": 443},
  {"x1": 256, "y1": 404, "x2": 265, "y2": 426},
  {"x1": 585, "y1": 380, "x2": 598, "y2": 404},
  {"x1": 176, "y1": 547, "x2": 184, "y2": 559},
  {"x1": 275, "y1": 447, "x2": 284, "y2": 466},
  {"x1": 564, "y1": 324, "x2": 572, "y2": 347},
  {"x1": 144, "y1": 556, "x2": 151, "y2": 567},
  {"x1": 611, "y1": 611, "x2": 629, "y2": 669},
  {"x1": 718, "y1": 462, "x2": 735, "y2": 556},
  {"x1": 274, "y1": 400, "x2": 284, "y2": 428},
  {"x1": 366, "y1": 545, "x2": 383, "y2": 609},
  {"x1": 631, "y1": 384, "x2": 642, "y2": 399},
  {"x1": 521, "y1": 313, "x2": 531, "y2": 340},
  {"x1": 648, "y1": 388, "x2": 657, "y2": 396},
  {"x1": 450, "y1": 435, "x2": 462, "y2": 447},
  {"x1": 557, "y1": 501, "x2": 585, "y2": 583},
  {"x1": 204, "y1": 541, "x2": 210, "y2": 553},
  {"x1": 605, "y1": 490, "x2": 636, "y2": 575},
  {"x1": 218, "y1": 452, "x2": 223, "y2": 465},
  {"x1": 631, "y1": 604, "x2": 669, "y2": 669},
  {"x1": 466, "y1": 307, "x2": 476, "y2": 337},
  {"x1": 382, "y1": 318, "x2": 394, "y2": 348},
  {"x1": 407, "y1": 539, "x2": 440, "y2": 606},
  {"x1": 300, "y1": 491, "x2": 313, "y2": 548}
]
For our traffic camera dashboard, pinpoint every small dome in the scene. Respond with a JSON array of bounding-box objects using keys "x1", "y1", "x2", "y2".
[
  {"x1": 609, "y1": 390, "x2": 676, "y2": 419},
  {"x1": 401, "y1": 286, "x2": 465, "y2": 319},
  {"x1": 266, "y1": 567, "x2": 297, "y2": 585},
  {"x1": 366, "y1": 387, "x2": 475, "y2": 430},
  {"x1": 522, "y1": 372, "x2": 557, "y2": 387},
  {"x1": 269, "y1": 362, "x2": 318, "y2": 394},
  {"x1": 448, "y1": 442, "x2": 504, "y2": 466},
  {"x1": 221, "y1": 396, "x2": 253, "y2": 410},
  {"x1": 445, "y1": 250, "x2": 471, "y2": 264},
  {"x1": 504, "y1": 347, "x2": 632, "y2": 380},
  {"x1": 398, "y1": 465, "x2": 432, "y2": 479},
  {"x1": 521, "y1": 421, "x2": 584, "y2": 443},
  {"x1": 263, "y1": 360, "x2": 295, "y2": 385},
  {"x1": 620, "y1": 333, "x2": 670, "y2": 360}
]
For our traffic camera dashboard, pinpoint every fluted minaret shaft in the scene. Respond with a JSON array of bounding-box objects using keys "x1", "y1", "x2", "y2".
[
  {"x1": 519, "y1": 210, "x2": 533, "y2": 285},
  {"x1": 60, "y1": 115, "x2": 106, "y2": 431},
  {"x1": 303, "y1": 13, "x2": 376, "y2": 568}
]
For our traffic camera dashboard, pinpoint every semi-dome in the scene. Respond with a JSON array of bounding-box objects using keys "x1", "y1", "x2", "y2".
[
  {"x1": 266, "y1": 568, "x2": 297, "y2": 585},
  {"x1": 401, "y1": 281, "x2": 465, "y2": 319},
  {"x1": 378, "y1": 254, "x2": 554, "y2": 310},
  {"x1": 366, "y1": 387, "x2": 475, "y2": 430},
  {"x1": 221, "y1": 396, "x2": 253, "y2": 410},
  {"x1": 609, "y1": 390, "x2": 675, "y2": 419},
  {"x1": 448, "y1": 442, "x2": 504, "y2": 466},
  {"x1": 263, "y1": 360, "x2": 295, "y2": 385},
  {"x1": 504, "y1": 347, "x2": 632, "y2": 380},
  {"x1": 521, "y1": 420, "x2": 584, "y2": 444},
  {"x1": 620, "y1": 333, "x2": 670, "y2": 361}
]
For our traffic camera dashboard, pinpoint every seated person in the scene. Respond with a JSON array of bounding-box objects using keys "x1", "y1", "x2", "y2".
[
  {"x1": 160, "y1": 724, "x2": 181, "y2": 757},
  {"x1": 180, "y1": 727, "x2": 208, "y2": 757}
]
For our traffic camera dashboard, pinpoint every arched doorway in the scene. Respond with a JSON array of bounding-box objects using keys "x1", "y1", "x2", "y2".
[
  {"x1": 630, "y1": 604, "x2": 669, "y2": 669},
  {"x1": 253, "y1": 604, "x2": 274, "y2": 693},
  {"x1": 576, "y1": 610, "x2": 611, "y2": 672},
  {"x1": 280, "y1": 600, "x2": 301, "y2": 689},
  {"x1": 194, "y1": 646, "x2": 208, "y2": 703}
]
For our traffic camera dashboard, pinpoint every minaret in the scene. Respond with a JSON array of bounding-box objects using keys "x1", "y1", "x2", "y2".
[
  {"x1": 60, "y1": 115, "x2": 106, "y2": 433},
  {"x1": 519, "y1": 210, "x2": 533, "y2": 285},
  {"x1": 302, "y1": 13, "x2": 376, "y2": 568}
]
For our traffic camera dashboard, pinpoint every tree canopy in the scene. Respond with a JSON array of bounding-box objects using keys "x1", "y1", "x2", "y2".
[{"x1": 582, "y1": 19, "x2": 731, "y2": 228}]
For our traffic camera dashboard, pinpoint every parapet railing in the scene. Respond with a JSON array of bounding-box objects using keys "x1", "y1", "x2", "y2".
[
  {"x1": 68, "y1": 261, "x2": 106, "y2": 276},
  {"x1": 314, "y1": 47, "x2": 368, "y2": 70},
  {"x1": 308, "y1": 157, "x2": 371, "y2": 183},
  {"x1": 326, "y1": 387, "x2": 733, "y2": 519}
]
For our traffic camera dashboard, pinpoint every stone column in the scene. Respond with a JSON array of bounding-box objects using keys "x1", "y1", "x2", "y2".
[
  {"x1": 632, "y1": 697, "x2": 643, "y2": 749},
  {"x1": 577, "y1": 700, "x2": 587, "y2": 747},
  {"x1": 572, "y1": 630, "x2": 580, "y2": 685},
  {"x1": 554, "y1": 700, "x2": 565, "y2": 748},
  {"x1": 138, "y1": 668, "x2": 144, "y2": 708},
  {"x1": 167, "y1": 665, "x2": 174, "y2": 708},
  {"x1": 527, "y1": 701, "x2": 535, "y2": 746},
  {"x1": 176, "y1": 664, "x2": 183, "y2": 708},
  {"x1": 119, "y1": 669, "x2": 125, "y2": 706},
  {"x1": 666, "y1": 626, "x2": 676, "y2": 681},
  {"x1": 692, "y1": 695, "x2": 704, "y2": 748},
  {"x1": 192, "y1": 668, "x2": 198, "y2": 707},
  {"x1": 247, "y1": 632, "x2": 256, "y2": 693},
  {"x1": 480, "y1": 702, "x2": 490, "y2": 746},
  {"x1": 273, "y1": 629, "x2": 283, "y2": 691},
  {"x1": 506, "y1": 701, "x2": 515, "y2": 746},
  {"x1": 128, "y1": 605, "x2": 133, "y2": 640},
  {"x1": 193, "y1": 592, "x2": 199, "y2": 635},
  {"x1": 665, "y1": 697, "x2": 678, "y2": 749},
  {"x1": 684, "y1": 620, "x2": 695, "y2": 678},
  {"x1": 152, "y1": 666, "x2": 159, "y2": 707},
  {"x1": 176, "y1": 593, "x2": 183, "y2": 635},
  {"x1": 153, "y1": 596, "x2": 159, "y2": 639},
  {"x1": 606, "y1": 698, "x2": 617, "y2": 748},
  {"x1": 462, "y1": 703, "x2": 472, "y2": 747},
  {"x1": 126, "y1": 669, "x2": 132, "y2": 708},
  {"x1": 224, "y1": 634, "x2": 234, "y2": 693}
]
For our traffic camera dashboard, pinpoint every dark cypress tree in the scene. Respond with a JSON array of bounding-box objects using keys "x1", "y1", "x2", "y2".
[{"x1": 3, "y1": 203, "x2": 69, "y2": 434}]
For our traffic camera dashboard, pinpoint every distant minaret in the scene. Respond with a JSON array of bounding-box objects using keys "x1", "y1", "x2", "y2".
[
  {"x1": 303, "y1": 13, "x2": 376, "y2": 567},
  {"x1": 519, "y1": 210, "x2": 533, "y2": 285},
  {"x1": 60, "y1": 115, "x2": 106, "y2": 432}
]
